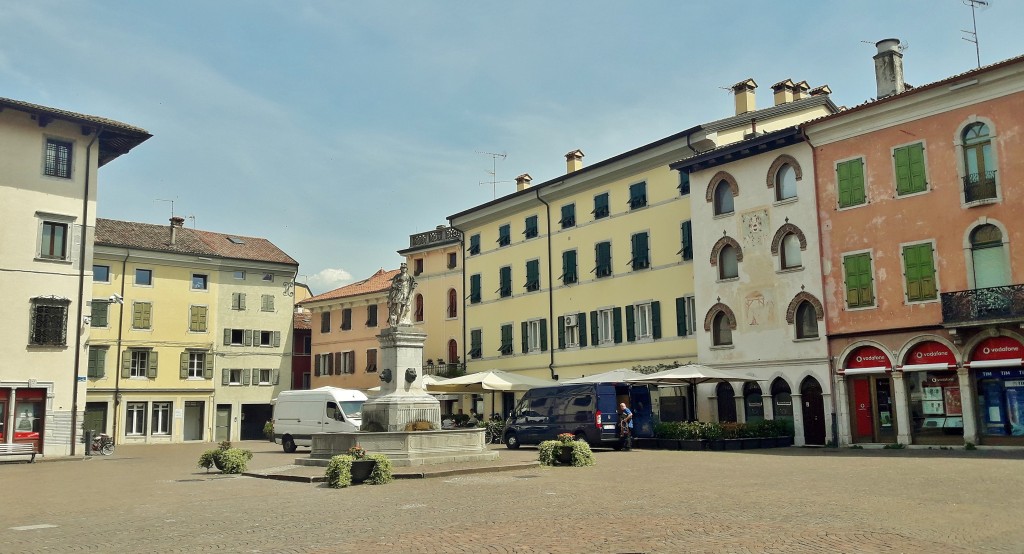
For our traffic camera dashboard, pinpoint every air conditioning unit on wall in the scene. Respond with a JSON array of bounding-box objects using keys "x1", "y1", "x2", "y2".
[{"x1": 564, "y1": 314, "x2": 577, "y2": 327}]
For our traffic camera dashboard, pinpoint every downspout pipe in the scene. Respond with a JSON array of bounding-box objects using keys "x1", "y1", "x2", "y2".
[
  {"x1": 447, "y1": 221, "x2": 468, "y2": 377},
  {"x1": 112, "y1": 248, "x2": 129, "y2": 442},
  {"x1": 535, "y1": 188, "x2": 558, "y2": 380},
  {"x1": 70, "y1": 125, "x2": 103, "y2": 456}
]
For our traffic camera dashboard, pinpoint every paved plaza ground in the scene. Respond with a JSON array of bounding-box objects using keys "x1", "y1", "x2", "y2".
[{"x1": 2, "y1": 441, "x2": 1023, "y2": 553}]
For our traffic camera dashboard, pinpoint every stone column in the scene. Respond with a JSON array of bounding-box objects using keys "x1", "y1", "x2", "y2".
[
  {"x1": 761, "y1": 393, "x2": 775, "y2": 421},
  {"x1": 791, "y1": 393, "x2": 805, "y2": 446},
  {"x1": 3, "y1": 387, "x2": 15, "y2": 445},
  {"x1": 835, "y1": 376, "x2": 851, "y2": 446},
  {"x1": 957, "y1": 368, "x2": 978, "y2": 445},
  {"x1": 359, "y1": 325, "x2": 440, "y2": 432},
  {"x1": 892, "y1": 372, "x2": 912, "y2": 445},
  {"x1": 734, "y1": 395, "x2": 744, "y2": 423}
]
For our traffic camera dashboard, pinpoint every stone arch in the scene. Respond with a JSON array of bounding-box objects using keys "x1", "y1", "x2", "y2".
[
  {"x1": 766, "y1": 154, "x2": 803, "y2": 188},
  {"x1": 705, "y1": 171, "x2": 739, "y2": 203},
  {"x1": 709, "y1": 236, "x2": 743, "y2": 266},
  {"x1": 961, "y1": 327, "x2": 1024, "y2": 362},
  {"x1": 703, "y1": 302, "x2": 738, "y2": 332},
  {"x1": 835, "y1": 340, "x2": 896, "y2": 370},
  {"x1": 785, "y1": 292, "x2": 824, "y2": 323},
  {"x1": 770, "y1": 223, "x2": 808, "y2": 255},
  {"x1": 894, "y1": 334, "x2": 963, "y2": 367}
]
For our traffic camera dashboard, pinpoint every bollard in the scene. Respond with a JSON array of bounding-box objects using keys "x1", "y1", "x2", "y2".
[{"x1": 84, "y1": 429, "x2": 93, "y2": 456}]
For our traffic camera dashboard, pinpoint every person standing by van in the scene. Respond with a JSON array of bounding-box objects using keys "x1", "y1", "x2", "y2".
[{"x1": 619, "y1": 403, "x2": 634, "y2": 451}]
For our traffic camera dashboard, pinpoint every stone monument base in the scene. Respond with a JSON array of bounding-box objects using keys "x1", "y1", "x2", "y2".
[
  {"x1": 360, "y1": 393, "x2": 441, "y2": 433},
  {"x1": 298, "y1": 428, "x2": 499, "y2": 467}
]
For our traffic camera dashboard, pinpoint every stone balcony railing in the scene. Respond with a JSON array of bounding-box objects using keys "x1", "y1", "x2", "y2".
[
  {"x1": 423, "y1": 361, "x2": 466, "y2": 379},
  {"x1": 940, "y1": 284, "x2": 1024, "y2": 325}
]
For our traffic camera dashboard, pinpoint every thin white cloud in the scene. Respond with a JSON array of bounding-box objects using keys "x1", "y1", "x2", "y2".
[{"x1": 307, "y1": 268, "x2": 354, "y2": 294}]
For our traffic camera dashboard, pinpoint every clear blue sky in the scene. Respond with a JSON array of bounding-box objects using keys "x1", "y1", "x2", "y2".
[{"x1": 3, "y1": 1, "x2": 1021, "y2": 294}]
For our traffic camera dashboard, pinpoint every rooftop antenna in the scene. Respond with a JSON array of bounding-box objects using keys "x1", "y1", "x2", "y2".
[
  {"x1": 155, "y1": 197, "x2": 177, "y2": 218},
  {"x1": 962, "y1": 0, "x2": 990, "y2": 69},
  {"x1": 476, "y1": 151, "x2": 510, "y2": 199},
  {"x1": 186, "y1": 215, "x2": 197, "y2": 228}
]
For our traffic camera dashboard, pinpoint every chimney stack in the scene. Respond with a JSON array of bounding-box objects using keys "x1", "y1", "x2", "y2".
[
  {"x1": 771, "y1": 79, "x2": 795, "y2": 106},
  {"x1": 874, "y1": 38, "x2": 905, "y2": 99},
  {"x1": 565, "y1": 149, "x2": 584, "y2": 173},
  {"x1": 515, "y1": 173, "x2": 533, "y2": 192},
  {"x1": 793, "y1": 81, "x2": 810, "y2": 100},
  {"x1": 731, "y1": 78, "x2": 757, "y2": 115},
  {"x1": 169, "y1": 216, "x2": 185, "y2": 245}
]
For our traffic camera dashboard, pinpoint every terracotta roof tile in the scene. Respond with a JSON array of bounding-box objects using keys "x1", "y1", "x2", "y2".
[
  {"x1": 293, "y1": 310, "x2": 312, "y2": 330},
  {"x1": 300, "y1": 268, "x2": 399, "y2": 304}
]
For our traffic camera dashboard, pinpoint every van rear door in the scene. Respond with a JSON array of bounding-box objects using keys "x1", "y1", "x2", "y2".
[
  {"x1": 628, "y1": 385, "x2": 654, "y2": 437},
  {"x1": 596, "y1": 385, "x2": 620, "y2": 441}
]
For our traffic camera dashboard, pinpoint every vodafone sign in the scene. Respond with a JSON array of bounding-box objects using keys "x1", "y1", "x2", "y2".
[
  {"x1": 845, "y1": 345, "x2": 892, "y2": 369},
  {"x1": 971, "y1": 336, "x2": 1024, "y2": 361},
  {"x1": 904, "y1": 342, "x2": 957, "y2": 366}
]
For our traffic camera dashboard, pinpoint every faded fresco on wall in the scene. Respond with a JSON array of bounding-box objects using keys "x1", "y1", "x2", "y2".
[
  {"x1": 744, "y1": 289, "x2": 777, "y2": 326},
  {"x1": 741, "y1": 208, "x2": 770, "y2": 247}
]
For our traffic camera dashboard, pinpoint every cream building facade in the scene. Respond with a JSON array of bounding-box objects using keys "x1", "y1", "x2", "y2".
[
  {"x1": 0, "y1": 97, "x2": 149, "y2": 457},
  {"x1": 88, "y1": 218, "x2": 298, "y2": 444}
]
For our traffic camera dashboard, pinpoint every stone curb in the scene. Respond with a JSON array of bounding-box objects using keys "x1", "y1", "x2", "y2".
[{"x1": 243, "y1": 460, "x2": 541, "y2": 484}]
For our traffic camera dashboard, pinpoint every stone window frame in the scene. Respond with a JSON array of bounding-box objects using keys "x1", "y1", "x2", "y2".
[
  {"x1": 705, "y1": 171, "x2": 739, "y2": 203},
  {"x1": 767, "y1": 154, "x2": 802, "y2": 202},
  {"x1": 709, "y1": 236, "x2": 743, "y2": 266},
  {"x1": 784, "y1": 292, "x2": 825, "y2": 324},
  {"x1": 703, "y1": 302, "x2": 738, "y2": 332}
]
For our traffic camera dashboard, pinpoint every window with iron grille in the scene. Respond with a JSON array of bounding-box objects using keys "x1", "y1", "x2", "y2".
[
  {"x1": 44, "y1": 138, "x2": 72, "y2": 178},
  {"x1": 29, "y1": 296, "x2": 70, "y2": 346}
]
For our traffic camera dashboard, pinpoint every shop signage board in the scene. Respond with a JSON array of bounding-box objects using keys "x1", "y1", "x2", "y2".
[
  {"x1": 971, "y1": 336, "x2": 1023, "y2": 361},
  {"x1": 904, "y1": 341, "x2": 957, "y2": 366}
]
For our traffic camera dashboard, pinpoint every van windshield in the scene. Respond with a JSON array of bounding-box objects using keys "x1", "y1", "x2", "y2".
[{"x1": 340, "y1": 401, "x2": 365, "y2": 419}]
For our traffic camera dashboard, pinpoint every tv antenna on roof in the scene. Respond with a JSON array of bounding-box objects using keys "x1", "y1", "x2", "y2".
[
  {"x1": 962, "y1": 0, "x2": 991, "y2": 69},
  {"x1": 476, "y1": 151, "x2": 510, "y2": 199},
  {"x1": 156, "y1": 197, "x2": 178, "y2": 218}
]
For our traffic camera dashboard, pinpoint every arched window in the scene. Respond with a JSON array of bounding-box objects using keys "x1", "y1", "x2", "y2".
[
  {"x1": 447, "y1": 288, "x2": 458, "y2": 318},
  {"x1": 795, "y1": 301, "x2": 819, "y2": 339},
  {"x1": 714, "y1": 180, "x2": 734, "y2": 215},
  {"x1": 716, "y1": 382, "x2": 736, "y2": 422},
  {"x1": 962, "y1": 123, "x2": 995, "y2": 201},
  {"x1": 970, "y1": 224, "x2": 1009, "y2": 288},
  {"x1": 771, "y1": 378, "x2": 794, "y2": 425},
  {"x1": 713, "y1": 312, "x2": 732, "y2": 346},
  {"x1": 743, "y1": 381, "x2": 764, "y2": 422},
  {"x1": 719, "y1": 245, "x2": 738, "y2": 280},
  {"x1": 447, "y1": 339, "x2": 459, "y2": 364},
  {"x1": 414, "y1": 294, "x2": 424, "y2": 322},
  {"x1": 775, "y1": 164, "x2": 797, "y2": 201},
  {"x1": 781, "y1": 233, "x2": 802, "y2": 269}
]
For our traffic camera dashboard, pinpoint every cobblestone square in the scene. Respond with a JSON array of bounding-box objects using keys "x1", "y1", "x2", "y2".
[{"x1": 2, "y1": 442, "x2": 1022, "y2": 553}]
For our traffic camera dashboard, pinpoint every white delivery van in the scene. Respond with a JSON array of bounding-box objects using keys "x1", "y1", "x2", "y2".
[{"x1": 272, "y1": 387, "x2": 368, "y2": 453}]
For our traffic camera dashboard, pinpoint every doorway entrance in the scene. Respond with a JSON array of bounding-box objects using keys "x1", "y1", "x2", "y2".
[
  {"x1": 83, "y1": 402, "x2": 107, "y2": 435},
  {"x1": 800, "y1": 377, "x2": 826, "y2": 445},
  {"x1": 183, "y1": 401, "x2": 205, "y2": 441},
  {"x1": 215, "y1": 404, "x2": 231, "y2": 442},
  {"x1": 716, "y1": 382, "x2": 737, "y2": 422},
  {"x1": 848, "y1": 375, "x2": 897, "y2": 443},
  {"x1": 240, "y1": 404, "x2": 272, "y2": 440}
]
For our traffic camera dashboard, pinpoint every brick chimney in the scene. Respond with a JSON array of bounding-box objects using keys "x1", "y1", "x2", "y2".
[
  {"x1": 169, "y1": 216, "x2": 185, "y2": 245},
  {"x1": 771, "y1": 79, "x2": 795, "y2": 106},
  {"x1": 874, "y1": 38, "x2": 905, "y2": 99},
  {"x1": 731, "y1": 78, "x2": 757, "y2": 115},
  {"x1": 793, "y1": 81, "x2": 810, "y2": 100},
  {"x1": 515, "y1": 173, "x2": 533, "y2": 192},
  {"x1": 565, "y1": 150, "x2": 584, "y2": 173}
]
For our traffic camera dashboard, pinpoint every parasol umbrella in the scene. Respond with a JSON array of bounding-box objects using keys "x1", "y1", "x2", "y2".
[
  {"x1": 425, "y1": 370, "x2": 556, "y2": 418},
  {"x1": 625, "y1": 363, "x2": 760, "y2": 421}
]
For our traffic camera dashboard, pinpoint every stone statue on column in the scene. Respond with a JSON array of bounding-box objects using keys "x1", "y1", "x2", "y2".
[{"x1": 387, "y1": 263, "x2": 417, "y2": 327}]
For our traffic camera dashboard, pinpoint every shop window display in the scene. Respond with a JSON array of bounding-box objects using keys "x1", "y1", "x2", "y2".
[
  {"x1": 905, "y1": 371, "x2": 963, "y2": 442},
  {"x1": 976, "y1": 369, "x2": 1024, "y2": 438}
]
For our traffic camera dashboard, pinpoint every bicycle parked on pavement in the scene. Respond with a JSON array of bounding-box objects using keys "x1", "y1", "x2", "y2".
[
  {"x1": 90, "y1": 433, "x2": 115, "y2": 456},
  {"x1": 483, "y1": 420, "x2": 505, "y2": 444}
]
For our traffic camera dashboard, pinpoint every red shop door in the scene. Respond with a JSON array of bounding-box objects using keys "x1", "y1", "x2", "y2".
[{"x1": 851, "y1": 377, "x2": 875, "y2": 443}]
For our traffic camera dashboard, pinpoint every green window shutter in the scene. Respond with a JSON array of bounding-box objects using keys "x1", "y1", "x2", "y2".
[
  {"x1": 243, "y1": 369, "x2": 251, "y2": 385},
  {"x1": 232, "y1": 293, "x2": 239, "y2": 310},
  {"x1": 251, "y1": 368, "x2": 259, "y2": 385},
  {"x1": 222, "y1": 368, "x2": 230, "y2": 385},
  {"x1": 904, "y1": 244, "x2": 937, "y2": 301},
  {"x1": 526, "y1": 260, "x2": 539, "y2": 290},
  {"x1": 204, "y1": 352, "x2": 214, "y2": 379},
  {"x1": 909, "y1": 143, "x2": 926, "y2": 193},
  {"x1": 273, "y1": 331, "x2": 281, "y2": 347},
  {"x1": 92, "y1": 302, "x2": 108, "y2": 327},
  {"x1": 651, "y1": 301, "x2": 661, "y2": 339},
  {"x1": 470, "y1": 274, "x2": 481, "y2": 303},
  {"x1": 844, "y1": 253, "x2": 875, "y2": 308},
  {"x1": 469, "y1": 234, "x2": 480, "y2": 255},
  {"x1": 180, "y1": 351, "x2": 189, "y2": 379},
  {"x1": 121, "y1": 351, "x2": 131, "y2": 378},
  {"x1": 613, "y1": 307, "x2": 623, "y2": 344},
  {"x1": 239, "y1": 293, "x2": 246, "y2": 311},
  {"x1": 470, "y1": 329, "x2": 482, "y2": 358},
  {"x1": 625, "y1": 305, "x2": 636, "y2": 342},
  {"x1": 578, "y1": 312, "x2": 588, "y2": 347},
  {"x1": 894, "y1": 145, "x2": 912, "y2": 195},
  {"x1": 539, "y1": 319, "x2": 548, "y2": 351},
  {"x1": 850, "y1": 160, "x2": 865, "y2": 205},
  {"x1": 97, "y1": 348, "x2": 107, "y2": 378},
  {"x1": 142, "y1": 303, "x2": 151, "y2": 328},
  {"x1": 272, "y1": 369, "x2": 280, "y2": 385},
  {"x1": 87, "y1": 347, "x2": 97, "y2": 377},
  {"x1": 147, "y1": 351, "x2": 159, "y2": 378},
  {"x1": 501, "y1": 324, "x2": 512, "y2": 354},
  {"x1": 681, "y1": 221, "x2": 693, "y2": 261},
  {"x1": 223, "y1": 328, "x2": 231, "y2": 345},
  {"x1": 557, "y1": 316, "x2": 566, "y2": 350},
  {"x1": 198, "y1": 306, "x2": 207, "y2": 332},
  {"x1": 521, "y1": 322, "x2": 529, "y2": 353},
  {"x1": 244, "y1": 329, "x2": 253, "y2": 346},
  {"x1": 676, "y1": 297, "x2": 688, "y2": 336},
  {"x1": 837, "y1": 159, "x2": 866, "y2": 208},
  {"x1": 132, "y1": 303, "x2": 143, "y2": 328},
  {"x1": 589, "y1": 310, "x2": 598, "y2": 346}
]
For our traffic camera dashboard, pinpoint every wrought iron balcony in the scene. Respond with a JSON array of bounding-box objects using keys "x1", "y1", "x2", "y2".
[
  {"x1": 423, "y1": 361, "x2": 466, "y2": 378},
  {"x1": 409, "y1": 226, "x2": 462, "y2": 249},
  {"x1": 941, "y1": 284, "x2": 1024, "y2": 325},
  {"x1": 963, "y1": 171, "x2": 997, "y2": 203}
]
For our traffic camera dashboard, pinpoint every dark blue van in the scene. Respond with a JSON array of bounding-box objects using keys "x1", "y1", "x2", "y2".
[{"x1": 503, "y1": 383, "x2": 653, "y2": 449}]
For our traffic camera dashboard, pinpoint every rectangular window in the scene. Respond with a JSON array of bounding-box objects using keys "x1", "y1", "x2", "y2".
[
  {"x1": 189, "y1": 305, "x2": 208, "y2": 332},
  {"x1": 87, "y1": 346, "x2": 107, "y2": 378},
  {"x1": 628, "y1": 182, "x2": 647, "y2": 209},
  {"x1": 680, "y1": 221, "x2": 693, "y2": 261},
  {"x1": 341, "y1": 308, "x2": 352, "y2": 330},
  {"x1": 447, "y1": 252, "x2": 457, "y2": 269},
  {"x1": 256, "y1": 368, "x2": 272, "y2": 384},
  {"x1": 132, "y1": 302, "x2": 152, "y2": 330},
  {"x1": 91, "y1": 300, "x2": 109, "y2": 328},
  {"x1": 593, "y1": 193, "x2": 610, "y2": 219},
  {"x1": 499, "y1": 266, "x2": 512, "y2": 298},
  {"x1": 262, "y1": 273, "x2": 274, "y2": 282},
  {"x1": 630, "y1": 232, "x2": 650, "y2": 270},
  {"x1": 342, "y1": 351, "x2": 356, "y2": 374},
  {"x1": 595, "y1": 242, "x2": 612, "y2": 278},
  {"x1": 366, "y1": 349, "x2": 378, "y2": 372},
  {"x1": 151, "y1": 402, "x2": 171, "y2": 436},
  {"x1": 40, "y1": 221, "x2": 69, "y2": 259},
  {"x1": 562, "y1": 315, "x2": 580, "y2": 348},
  {"x1": 414, "y1": 258, "x2": 424, "y2": 276},
  {"x1": 678, "y1": 171, "x2": 690, "y2": 196},
  {"x1": 837, "y1": 158, "x2": 866, "y2": 208},
  {"x1": 191, "y1": 274, "x2": 208, "y2": 290},
  {"x1": 126, "y1": 403, "x2": 146, "y2": 436},
  {"x1": 676, "y1": 295, "x2": 696, "y2": 336},
  {"x1": 231, "y1": 292, "x2": 246, "y2": 311},
  {"x1": 903, "y1": 243, "x2": 937, "y2": 302},
  {"x1": 560, "y1": 204, "x2": 576, "y2": 229},
  {"x1": 226, "y1": 328, "x2": 250, "y2": 346},
  {"x1": 843, "y1": 252, "x2": 875, "y2": 308},
  {"x1": 187, "y1": 351, "x2": 206, "y2": 378},
  {"x1": 497, "y1": 224, "x2": 511, "y2": 247},
  {"x1": 320, "y1": 312, "x2": 331, "y2": 333},
  {"x1": 257, "y1": 330, "x2": 280, "y2": 347},
  {"x1": 524, "y1": 215, "x2": 539, "y2": 239},
  {"x1": 366, "y1": 305, "x2": 378, "y2": 327},
  {"x1": 525, "y1": 260, "x2": 540, "y2": 292},
  {"x1": 597, "y1": 308, "x2": 615, "y2": 344},
  {"x1": 627, "y1": 302, "x2": 656, "y2": 341},
  {"x1": 894, "y1": 142, "x2": 927, "y2": 196},
  {"x1": 523, "y1": 319, "x2": 546, "y2": 353},
  {"x1": 469, "y1": 274, "x2": 482, "y2": 304},
  {"x1": 229, "y1": 368, "x2": 243, "y2": 385},
  {"x1": 130, "y1": 349, "x2": 150, "y2": 378},
  {"x1": 135, "y1": 268, "x2": 153, "y2": 286},
  {"x1": 469, "y1": 234, "x2": 481, "y2": 255},
  {"x1": 233, "y1": 270, "x2": 245, "y2": 280},
  {"x1": 44, "y1": 138, "x2": 72, "y2": 178},
  {"x1": 261, "y1": 294, "x2": 275, "y2": 312},
  {"x1": 561, "y1": 250, "x2": 578, "y2": 284},
  {"x1": 470, "y1": 329, "x2": 483, "y2": 359},
  {"x1": 499, "y1": 324, "x2": 513, "y2": 355},
  {"x1": 30, "y1": 297, "x2": 70, "y2": 346},
  {"x1": 93, "y1": 265, "x2": 110, "y2": 283}
]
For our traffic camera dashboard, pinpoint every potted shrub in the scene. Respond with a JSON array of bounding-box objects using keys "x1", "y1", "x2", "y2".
[
  {"x1": 197, "y1": 441, "x2": 253, "y2": 474},
  {"x1": 719, "y1": 422, "x2": 744, "y2": 450},
  {"x1": 538, "y1": 434, "x2": 595, "y2": 467},
  {"x1": 654, "y1": 422, "x2": 682, "y2": 450},
  {"x1": 678, "y1": 422, "x2": 707, "y2": 451},
  {"x1": 704, "y1": 422, "x2": 725, "y2": 450},
  {"x1": 263, "y1": 420, "x2": 275, "y2": 442},
  {"x1": 324, "y1": 445, "x2": 394, "y2": 488}
]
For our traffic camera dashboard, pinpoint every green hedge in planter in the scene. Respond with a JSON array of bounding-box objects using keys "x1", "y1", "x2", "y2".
[
  {"x1": 197, "y1": 441, "x2": 253, "y2": 474},
  {"x1": 538, "y1": 439, "x2": 595, "y2": 467},
  {"x1": 325, "y1": 453, "x2": 394, "y2": 487}
]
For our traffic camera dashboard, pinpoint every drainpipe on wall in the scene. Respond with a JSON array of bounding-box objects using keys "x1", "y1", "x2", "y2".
[
  {"x1": 535, "y1": 188, "x2": 558, "y2": 380},
  {"x1": 70, "y1": 126, "x2": 103, "y2": 456},
  {"x1": 447, "y1": 222, "x2": 468, "y2": 376},
  {"x1": 112, "y1": 248, "x2": 129, "y2": 442}
]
